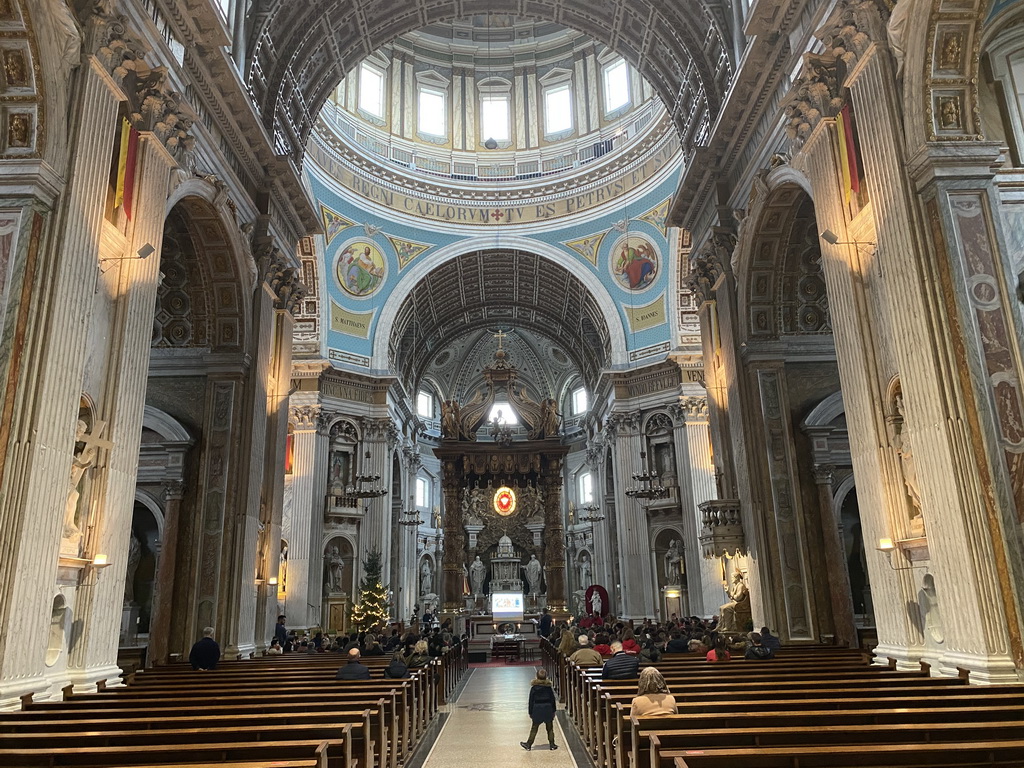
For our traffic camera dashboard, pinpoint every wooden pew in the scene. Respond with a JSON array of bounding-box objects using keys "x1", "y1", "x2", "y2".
[
  {"x1": 0, "y1": 736, "x2": 348, "y2": 768},
  {"x1": 669, "y1": 741, "x2": 1024, "y2": 767}
]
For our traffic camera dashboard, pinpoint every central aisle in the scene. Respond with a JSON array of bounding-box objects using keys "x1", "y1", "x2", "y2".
[{"x1": 421, "y1": 666, "x2": 578, "y2": 768}]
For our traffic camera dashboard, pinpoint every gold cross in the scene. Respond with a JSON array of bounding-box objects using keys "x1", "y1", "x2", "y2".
[{"x1": 493, "y1": 329, "x2": 507, "y2": 350}]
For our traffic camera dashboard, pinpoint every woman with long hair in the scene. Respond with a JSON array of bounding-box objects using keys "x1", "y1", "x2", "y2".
[
  {"x1": 706, "y1": 635, "x2": 731, "y2": 663},
  {"x1": 630, "y1": 667, "x2": 678, "y2": 715}
]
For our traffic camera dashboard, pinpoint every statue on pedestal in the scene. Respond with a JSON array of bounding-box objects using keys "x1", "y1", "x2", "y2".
[
  {"x1": 578, "y1": 553, "x2": 592, "y2": 587},
  {"x1": 718, "y1": 571, "x2": 750, "y2": 632},
  {"x1": 469, "y1": 555, "x2": 487, "y2": 596},
  {"x1": 326, "y1": 546, "x2": 344, "y2": 593},
  {"x1": 525, "y1": 554, "x2": 543, "y2": 594},
  {"x1": 420, "y1": 559, "x2": 433, "y2": 596},
  {"x1": 663, "y1": 540, "x2": 682, "y2": 585}
]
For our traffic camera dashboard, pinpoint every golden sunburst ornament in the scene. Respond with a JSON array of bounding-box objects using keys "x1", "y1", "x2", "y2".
[{"x1": 493, "y1": 486, "x2": 517, "y2": 516}]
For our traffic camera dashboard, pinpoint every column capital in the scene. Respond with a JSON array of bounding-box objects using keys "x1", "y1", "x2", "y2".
[
  {"x1": 606, "y1": 410, "x2": 641, "y2": 439},
  {"x1": 258, "y1": 246, "x2": 307, "y2": 314},
  {"x1": 289, "y1": 404, "x2": 321, "y2": 430},
  {"x1": 813, "y1": 463, "x2": 837, "y2": 486},
  {"x1": 359, "y1": 416, "x2": 399, "y2": 448},
  {"x1": 672, "y1": 396, "x2": 709, "y2": 424},
  {"x1": 684, "y1": 228, "x2": 734, "y2": 304},
  {"x1": 162, "y1": 479, "x2": 185, "y2": 501}
]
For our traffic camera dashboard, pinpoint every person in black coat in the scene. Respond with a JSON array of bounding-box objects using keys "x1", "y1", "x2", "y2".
[
  {"x1": 520, "y1": 668, "x2": 558, "y2": 750},
  {"x1": 601, "y1": 641, "x2": 640, "y2": 679},
  {"x1": 335, "y1": 648, "x2": 372, "y2": 680},
  {"x1": 189, "y1": 627, "x2": 220, "y2": 670},
  {"x1": 538, "y1": 609, "x2": 553, "y2": 639}
]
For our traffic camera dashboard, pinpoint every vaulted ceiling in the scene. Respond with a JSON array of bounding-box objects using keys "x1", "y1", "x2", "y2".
[
  {"x1": 388, "y1": 249, "x2": 612, "y2": 393},
  {"x1": 245, "y1": 0, "x2": 733, "y2": 162}
]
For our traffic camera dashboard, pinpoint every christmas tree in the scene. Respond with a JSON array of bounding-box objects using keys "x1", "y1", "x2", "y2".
[{"x1": 350, "y1": 550, "x2": 390, "y2": 631}]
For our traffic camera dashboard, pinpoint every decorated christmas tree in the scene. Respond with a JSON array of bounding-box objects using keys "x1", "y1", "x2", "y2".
[{"x1": 349, "y1": 550, "x2": 390, "y2": 631}]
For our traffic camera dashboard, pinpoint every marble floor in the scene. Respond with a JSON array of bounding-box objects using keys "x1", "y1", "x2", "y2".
[{"x1": 421, "y1": 667, "x2": 578, "y2": 768}]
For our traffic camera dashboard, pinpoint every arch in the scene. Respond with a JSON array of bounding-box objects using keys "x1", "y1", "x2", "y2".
[
  {"x1": 156, "y1": 194, "x2": 253, "y2": 352},
  {"x1": 832, "y1": 472, "x2": 858, "y2": 521},
  {"x1": 735, "y1": 181, "x2": 830, "y2": 343},
  {"x1": 133, "y1": 489, "x2": 166, "y2": 537},
  {"x1": 246, "y1": 1, "x2": 732, "y2": 163},
  {"x1": 803, "y1": 391, "x2": 848, "y2": 429},
  {"x1": 373, "y1": 235, "x2": 629, "y2": 380},
  {"x1": 142, "y1": 406, "x2": 193, "y2": 445}
]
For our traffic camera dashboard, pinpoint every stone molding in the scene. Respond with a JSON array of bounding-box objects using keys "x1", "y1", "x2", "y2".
[
  {"x1": 605, "y1": 411, "x2": 641, "y2": 440},
  {"x1": 685, "y1": 228, "x2": 734, "y2": 305},
  {"x1": 289, "y1": 404, "x2": 321, "y2": 430},
  {"x1": 359, "y1": 416, "x2": 399, "y2": 447},
  {"x1": 672, "y1": 396, "x2": 709, "y2": 423}
]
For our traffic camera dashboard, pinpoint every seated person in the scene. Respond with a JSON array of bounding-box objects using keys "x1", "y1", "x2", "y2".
[
  {"x1": 665, "y1": 631, "x2": 690, "y2": 653},
  {"x1": 760, "y1": 625, "x2": 782, "y2": 651},
  {"x1": 638, "y1": 638, "x2": 661, "y2": 665},
  {"x1": 630, "y1": 667, "x2": 678, "y2": 716},
  {"x1": 602, "y1": 641, "x2": 640, "y2": 680},
  {"x1": 336, "y1": 647, "x2": 372, "y2": 680},
  {"x1": 592, "y1": 633, "x2": 613, "y2": 657},
  {"x1": 569, "y1": 635, "x2": 603, "y2": 667},
  {"x1": 706, "y1": 635, "x2": 730, "y2": 663},
  {"x1": 266, "y1": 638, "x2": 284, "y2": 655},
  {"x1": 189, "y1": 626, "x2": 220, "y2": 670},
  {"x1": 744, "y1": 632, "x2": 774, "y2": 660}
]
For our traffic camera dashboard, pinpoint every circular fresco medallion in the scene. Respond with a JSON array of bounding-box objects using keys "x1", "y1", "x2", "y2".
[
  {"x1": 609, "y1": 233, "x2": 660, "y2": 292},
  {"x1": 336, "y1": 240, "x2": 386, "y2": 298},
  {"x1": 493, "y1": 486, "x2": 517, "y2": 516}
]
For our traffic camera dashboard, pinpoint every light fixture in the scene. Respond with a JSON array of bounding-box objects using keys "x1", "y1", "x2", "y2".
[
  {"x1": 399, "y1": 497, "x2": 423, "y2": 527},
  {"x1": 876, "y1": 537, "x2": 922, "y2": 571},
  {"x1": 820, "y1": 229, "x2": 876, "y2": 247},
  {"x1": 350, "y1": 450, "x2": 387, "y2": 499},
  {"x1": 90, "y1": 553, "x2": 112, "y2": 568},
  {"x1": 579, "y1": 504, "x2": 605, "y2": 522},
  {"x1": 101, "y1": 243, "x2": 156, "y2": 263},
  {"x1": 268, "y1": 576, "x2": 278, "y2": 586},
  {"x1": 625, "y1": 451, "x2": 669, "y2": 501}
]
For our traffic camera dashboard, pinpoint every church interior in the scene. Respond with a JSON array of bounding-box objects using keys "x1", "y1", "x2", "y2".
[{"x1": 3, "y1": 0, "x2": 1024, "y2": 763}]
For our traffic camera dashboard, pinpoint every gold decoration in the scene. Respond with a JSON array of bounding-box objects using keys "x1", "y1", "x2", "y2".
[
  {"x1": 937, "y1": 95, "x2": 962, "y2": 131},
  {"x1": 7, "y1": 113, "x2": 30, "y2": 148},
  {"x1": 320, "y1": 204, "x2": 355, "y2": 245},
  {"x1": 938, "y1": 30, "x2": 964, "y2": 72},
  {"x1": 3, "y1": 49, "x2": 27, "y2": 87},
  {"x1": 637, "y1": 198, "x2": 671, "y2": 236},
  {"x1": 385, "y1": 234, "x2": 431, "y2": 269},
  {"x1": 563, "y1": 231, "x2": 607, "y2": 266}
]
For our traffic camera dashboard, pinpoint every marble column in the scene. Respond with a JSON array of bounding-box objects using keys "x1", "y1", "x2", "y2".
[
  {"x1": 608, "y1": 411, "x2": 656, "y2": 618},
  {"x1": 148, "y1": 481, "x2": 184, "y2": 665},
  {"x1": 812, "y1": 464, "x2": 858, "y2": 648},
  {"x1": 0, "y1": 56, "x2": 118, "y2": 708},
  {"x1": 541, "y1": 454, "x2": 566, "y2": 613},
  {"x1": 674, "y1": 397, "x2": 721, "y2": 616},
  {"x1": 285, "y1": 404, "x2": 323, "y2": 630},
  {"x1": 440, "y1": 459, "x2": 464, "y2": 614},
  {"x1": 359, "y1": 417, "x2": 397, "y2": 579}
]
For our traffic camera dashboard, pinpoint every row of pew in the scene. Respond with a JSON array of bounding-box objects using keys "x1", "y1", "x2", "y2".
[
  {"x1": 542, "y1": 641, "x2": 1024, "y2": 767},
  {"x1": 0, "y1": 643, "x2": 467, "y2": 768}
]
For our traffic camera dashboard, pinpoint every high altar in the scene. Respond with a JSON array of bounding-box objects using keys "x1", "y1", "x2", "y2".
[{"x1": 433, "y1": 341, "x2": 569, "y2": 622}]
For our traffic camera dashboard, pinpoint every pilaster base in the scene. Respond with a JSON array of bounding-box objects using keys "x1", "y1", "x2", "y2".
[{"x1": 936, "y1": 649, "x2": 1021, "y2": 685}]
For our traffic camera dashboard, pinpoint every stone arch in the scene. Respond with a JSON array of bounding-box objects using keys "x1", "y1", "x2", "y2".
[
  {"x1": 245, "y1": 0, "x2": 732, "y2": 162},
  {"x1": 735, "y1": 182, "x2": 830, "y2": 343},
  {"x1": 133, "y1": 488, "x2": 165, "y2": 537},
  {"x1": 156, "y1": 195, "x2": 251, "y2": 352}
]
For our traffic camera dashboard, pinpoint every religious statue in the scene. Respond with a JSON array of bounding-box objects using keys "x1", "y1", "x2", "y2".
[
  {"x1": 124, "y1": 531, "x2": 141, "y2": 605},
  {"x1": 718, "y1": 571, "x2": 750, "y2": 632},
  {"x1": 441, "y1": 400, "x2": 461, "y2": 439},
  {"x1": 578, "y1": 553, "x2": 592, "y2": 587},
  {"x1": 536, "y1": 397, "x2": 560, "y2": 439},
  {"x1": 279, "y1": 542, "x2": 288, "y2": 593},
  {"x1": 571, "y1": 589, "x2": 586, "y2": 616},
  {"x1": 420, "y1": 559, "x2": 433, "y2": 596},
  {"x1": 61, "y1": 418, "x2": 110, "y2": 556},
  {"x1": 524, "y1": 554, "x2": 543, "y2": 594},
  {"x1": 663, "y1": 540, "x2": 682, "y2": 585},
  {"x1": 892, "y1": 395, "x2": 925, "y2": 532},
  {"x1": 462, "y1": 563, "x2": 470, "y2": 596},
  {"x1": 589, "y1": 589, "x2": 603, "y2": 617},
  {"x1": 326, "y1": 546, "x2": 344, "y2": 592},
  {"x1": 469, "y1": 555, "x2": 487, "y2": 596}
]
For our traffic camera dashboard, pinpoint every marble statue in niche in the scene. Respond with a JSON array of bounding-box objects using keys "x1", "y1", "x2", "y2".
[
  {"x1": 890, "y1": 392, "x2": 926, "y2": 536},
  {"x1": 279, "y1": 541, "x2": 288, "y2": 592},
  {"x1": 325, "y1": 546, "x2": 344, "y2": 592},
  {"x1": 420, "y1": 558, "x2": 433, "y2": 596},
  {"x1": 919, "y1": 572, "x2": 945, "y2": 645},
  {"x1": 589, "y1": 589, "x2": 603, "y2": 616},
  {"x1": 663, "y1": 540, "x2": 682, "y2": 585},
  {"x1": 577, "y1": 553, "x2": 591, "y2": 587},
  {"x1": 61, "y1": 415, "x2": 112, "y2": 557},
  {"x1": 469, "y1": 555, "x2": 486, "y2": 595},
  {"x1": 524, "y1": 554, "x2": 542, "y2": 594}
]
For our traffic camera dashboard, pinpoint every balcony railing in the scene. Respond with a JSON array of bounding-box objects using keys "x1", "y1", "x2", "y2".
[{"x1": 698, "y1": 499, "x2": 746, "y2": 559}]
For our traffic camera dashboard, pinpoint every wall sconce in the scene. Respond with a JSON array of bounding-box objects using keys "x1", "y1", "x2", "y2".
[
  {"x1": 90, "y1": 553, "x2": 112, "y2": 569},
  {"x1": 876, "y1": 537, "x2": 922, "y2": 571},
  {"x1": 268, "y1": 577, "x2": 278, "y2": 586},
  {"x1": 820, "y1": 229, "x2": 876, "y2": 247}
]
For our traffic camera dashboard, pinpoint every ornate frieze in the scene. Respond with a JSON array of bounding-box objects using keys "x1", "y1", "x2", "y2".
[
  {"x1": 289, "y1": 404, "x2": 320, "y2": 430},
  {"x1": 684, "y1": 229, "x2": 734, "y2": 305}
]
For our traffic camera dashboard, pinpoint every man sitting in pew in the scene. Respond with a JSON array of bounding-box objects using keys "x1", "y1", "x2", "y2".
[
  {"x1": 602, "y1": 641, "x2": 640, "y2": 680},
  {"x1": 336, "y1": 648, "x2": 372, "y2": 680},
  {"x1": 569, "y1": 635, "x2": 603, "y2": 667},
  {"x1": 759, "y1": 625, "x2": 782, "y2": 651},
  {"x1": 743, "y1": 632, "x2": 774, "y2": 660},
  {"x1": 188, "y1": 626, "x2": 220, "y2": 671}
]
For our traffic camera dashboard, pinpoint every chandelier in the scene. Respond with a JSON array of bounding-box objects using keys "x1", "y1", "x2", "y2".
[
  {"x1": 625, "y1": 450, "x2": 668, "y2": 501},
  {"x1": 579, "y1": 504, "x2": 605, "y2": 522},
  {"x1": 399, "y1": 505, "x2": 423, "y2": 527},
  {"x1": 351, "y1": 450, "x2": 388, "y2": 499}
]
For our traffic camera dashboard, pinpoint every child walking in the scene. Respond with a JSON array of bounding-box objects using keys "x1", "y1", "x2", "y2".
[{"x1": 520, "y1": 668, "x2": 558, "y2": 750}]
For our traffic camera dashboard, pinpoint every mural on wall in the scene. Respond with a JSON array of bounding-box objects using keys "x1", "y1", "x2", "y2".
[
  {"x1": 336, "y1": 240, "x2": 386, "y2": 298},
  {"x1": 321, "y1": 205, "x2": 355, "y2": 244},
  {"x1": 611, "y1": 233, "x2": 660, "y2": 291},
  {"x1": 387, "y1": 234, "x2": 432, "y2": 269},
  {"x1": 637, "y1": 199, "x2": 670, "y2": 236},
  {"x1": 564, "y1": 231, "x2": 606, "y2": 266}
]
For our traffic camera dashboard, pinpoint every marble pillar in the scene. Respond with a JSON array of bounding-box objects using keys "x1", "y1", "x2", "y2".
[
  {"x1": 541, "y1": 455, "x2": 566, "y2": 612},
  {"x1": 148, "y1": 481, "x2": 184, "y2": 665},
  {"x1": 441, "y1": 459, "x2": 464, "y2": 614},
  {"x1": 284, "y1": 404, "x2": 324, "y2": 630},
  {"x1": 812, "y1": 464, "x2": 858, "y2": 648}
]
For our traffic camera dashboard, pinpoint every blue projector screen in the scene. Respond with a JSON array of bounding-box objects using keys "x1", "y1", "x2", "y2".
[{"x1": 491, "y1": 592, "x2": 524, "y2": 621}]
